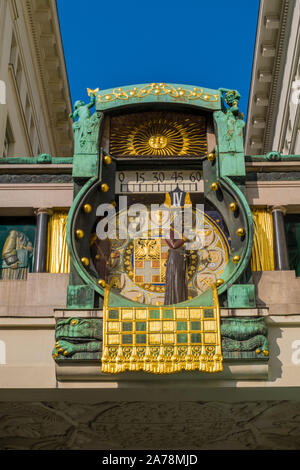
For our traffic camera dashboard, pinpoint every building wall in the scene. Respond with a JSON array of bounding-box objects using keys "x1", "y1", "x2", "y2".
[
  {"x1": 245, "y1": 0, "x2": 300, "y2": 155},
  {"x1": 273, "y1": 1, "x2": 300, "y2": 154},
  {"x1": 0, "y1": 0, "x2": 73, "y2": 158}
]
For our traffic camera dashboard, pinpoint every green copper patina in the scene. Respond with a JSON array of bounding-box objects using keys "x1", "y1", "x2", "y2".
[
  {"x1": 70, "y1": 91, "x2": 101, "y2": 179},
  {"x1": 95, "y1": 83, "x2": 221, "y2": 112},
  {"x1": 246, "y1": 152, "x2": 300, "y2": 162},
  {"x1": 0, "y1": 154, "x2": 73, "y2": 164},
  {"x1": 52, "y1": 317, "x2": 102, "y2": 360},
  {"x1": 52, "y1": 316, "x2": 268, "y2": 362},
  {"x1": 221, "y1": 317, "x2": 269, "y2": 359},
  {"x1": 214, "y1": 89, "x2": 245, "y2": 178},
  {"x1": 70, "y1": 93, "x2": 99, "y2": 155}
]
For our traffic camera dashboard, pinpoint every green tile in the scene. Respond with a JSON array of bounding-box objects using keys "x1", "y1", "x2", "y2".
[
  {"x1": 109, "y1": 309, "x2": 119, "y2": 319},
  {"x1": 204, "y1": 309, "x2": 214, "y2": 318},
  {"x1": 177, "y1": 333, "x2": 188, "y2": 343},
  {"x1": 136, "y1": 334, "x2": 146, "y2": 344},
  {"x1": 122, "y1": 334, "x2": 132, "y2": 344},
  {"x1": 149, "y1": 309, "x2": 160, "y2": 319},
  {"x1": 191, "y1": 333, "x2": 202, "y2": 344},
  {"x1": 122, "y1": 322, "x2": 132, "y2": 331},
  {"x1": 163, "y1": 309, "x2": 173, "y2": 319},
  {"x1": 136, "y1": 322, "x2": 146, "y2": 331},
  {"x1": 191, "y1": 321, "x2": 201, "y2": 330},
  {"x1": 177, "y1": 321, "x2": 187, "y2": 331}
]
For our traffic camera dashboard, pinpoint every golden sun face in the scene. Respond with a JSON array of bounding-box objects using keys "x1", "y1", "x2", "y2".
[
  {"x1": 148, "y1": 134, "x2": 168, "y2": 150},
  {"x1": 110, "y1": 112, "x2": 207, "y2": 157}
]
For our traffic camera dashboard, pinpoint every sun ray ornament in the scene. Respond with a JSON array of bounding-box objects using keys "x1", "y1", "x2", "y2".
[{"x1": 110, "y1": 112, "x2": 207, "y2": 157}]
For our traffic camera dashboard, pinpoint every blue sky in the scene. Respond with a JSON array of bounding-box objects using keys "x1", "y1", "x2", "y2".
[{"x1": 57, "y1": 0, "x2": 259, "y2": 116}]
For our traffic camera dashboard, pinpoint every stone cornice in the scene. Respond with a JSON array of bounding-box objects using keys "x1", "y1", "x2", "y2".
[
  {"x1": 263, "y1": 0, "x2": 291, "y2": 153},
  {"x1": 245, "y1": 0, "x2": 295, "y2": 155},
  {"x1": 21, "y1": 0, "x2": 73, "y2": 156}
]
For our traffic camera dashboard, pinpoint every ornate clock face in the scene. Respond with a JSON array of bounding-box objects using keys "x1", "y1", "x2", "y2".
[
  {"x1": 90, "y1": 205, "x2": 230, "y2": 306},
  {"x1": 69, "y1": 101, "x2": 251, "y2": 310}
]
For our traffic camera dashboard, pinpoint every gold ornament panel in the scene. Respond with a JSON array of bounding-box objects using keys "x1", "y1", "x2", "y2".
[
  {"x1": 110, "y1": 112, "x2": 207, "y2": 157},
  {"x1": 102, "y1": 285, "x2": 223, "y2": 374},
  {"x1": 97, "y1": 82, "x2": 219, "y2": 104}
]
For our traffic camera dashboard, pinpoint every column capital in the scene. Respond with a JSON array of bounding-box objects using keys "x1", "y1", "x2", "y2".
[
  {"x1": 269, "y1": 205, "x2": 287, "y2": 215},
  {"x1": 34, "y1": 208, "x2": 53, "y2": 216}
]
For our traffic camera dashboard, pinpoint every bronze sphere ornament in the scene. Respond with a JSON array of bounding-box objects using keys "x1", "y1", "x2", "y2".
[
  {"x1": 83, "y1": 204, "x2": 92, "y2": 213},
  {"x1": 236, "y1": 228, "x2": 245, "y2": 237},
  {"x1": 229, "y1": 202, "x2": 238, "y2": 212},
  {"x1": 210, "y1": 182, "x2": 219, "y2": 191},
  {"x1": 100, "y1": 183, "x2": 109, "y2": 192},
  {"x1": 104, "y1": 155, "x2": 112, "y2": 165},
  {"x1": 81, "y1": 257, "x2": 90, "y2": 266},
  {"x1": 75, "y1": 229, "x2": 84, "y2": 239}
]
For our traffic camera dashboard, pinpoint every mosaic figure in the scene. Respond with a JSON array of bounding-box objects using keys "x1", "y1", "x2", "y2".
[{"x1": 1, "y1": 230, "x2": 33, "y2": 280}]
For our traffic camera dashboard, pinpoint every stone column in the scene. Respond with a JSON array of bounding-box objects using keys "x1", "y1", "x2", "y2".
[
  {"x1": 33, "y1": 208, "x2": 51, "y2": 273},
  {"x1": 271, "y1": 205, "x2": 290, "y2": 271}
]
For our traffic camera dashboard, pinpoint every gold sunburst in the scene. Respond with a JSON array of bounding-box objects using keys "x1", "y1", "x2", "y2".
[{"x1": 110, "y1": 112, "x2": 207, "y2": 157}]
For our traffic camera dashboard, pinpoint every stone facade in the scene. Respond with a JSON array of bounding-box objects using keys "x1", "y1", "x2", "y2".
[
  {"x1": 2, "y1": 0, "x2": 300, "y2": 452},
  {"x1": 245, "y1": 0, "x2": 300, "y2": 156},
  {"x1": 0, "y1": 0, "x2": 72, "y2": 158}
]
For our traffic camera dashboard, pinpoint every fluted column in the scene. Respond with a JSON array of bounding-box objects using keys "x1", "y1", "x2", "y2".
[
  {"x1": 33, "y1": 208, "x2": 51, "y2": 273},
  {"x1": 271, "y1": 205, "x2": 290, "y2": 271}
]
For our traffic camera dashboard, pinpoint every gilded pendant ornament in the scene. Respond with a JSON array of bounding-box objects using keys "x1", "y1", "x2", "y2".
[
  {"x1": 110, "y1": 112, "x2": 207, "y2": 157},
  {"x1": 101, "y1": 284, "x2": 223, "y2": 374}
]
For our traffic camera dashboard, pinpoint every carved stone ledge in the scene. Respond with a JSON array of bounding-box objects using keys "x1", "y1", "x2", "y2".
[{"x1": 56, "y1": 362, "x2": 269, "y2": 382}]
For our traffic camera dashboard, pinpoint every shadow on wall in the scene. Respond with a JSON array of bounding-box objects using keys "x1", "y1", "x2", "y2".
[
  {"x1": 252, "y1": 270, "x2": 266, "y2": 307},
  {"x1": 267, "y1": 325, "x2": 283, "y2": 381}
]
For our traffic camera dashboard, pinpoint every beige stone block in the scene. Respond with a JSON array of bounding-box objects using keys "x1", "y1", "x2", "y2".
[
  {"x1": 254, "y1": 271, "x2": 300, "y2": 313},
  {"x1": 0, "y1": 273, "x2": 68, "y2": 316}
]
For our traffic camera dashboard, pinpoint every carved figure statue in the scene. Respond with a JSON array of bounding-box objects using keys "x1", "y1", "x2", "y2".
[
  {"x1": 53, "y1": 318, "x2": 103, "y2": 360},
  {"x1": 221, "y1": 317, "x2": 269, "y2": 356},
  {"x1": 69, "y1": 90, "x2": 99, "y2": 154},
  {"x1": 164, "y1": 225, "x2": 188, "y2": 305},
  {"x1": 224, "y1": 90, "x2": 241, "y2": 116},
  {"x1": 52, "y1": 317, "x2": 269, "y2": 362},
  {"x1": 1, "y1": 230, "x2": 33, "y2": 280},
  {"x1": 216, "y1": 88, "x2": 245, "y2": 153}
]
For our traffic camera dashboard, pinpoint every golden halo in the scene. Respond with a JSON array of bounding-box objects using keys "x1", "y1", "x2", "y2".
[{"x1": 110, "y1": 112, "x2": 207, "y2": 157}]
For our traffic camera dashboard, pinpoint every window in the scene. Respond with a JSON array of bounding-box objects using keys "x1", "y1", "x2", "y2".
[
  {"x1": 9, "y1": 32, "x2": 17, "y2": 71},
  {"x1": 30, "y1": 117, "x2": 35, "y2": 150},
  {"x1": 3, "y1": 131, "x2": 9, "y2": 158},
  {"x1": 25, "y1": 95, "x2": 31, "y2": 128},
  {"x1": 16, "y1": 57, "x2": 22, "y2": 91},
  {"x1": 285, "y1": 214, "x2": 300, "y2": 276}
]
